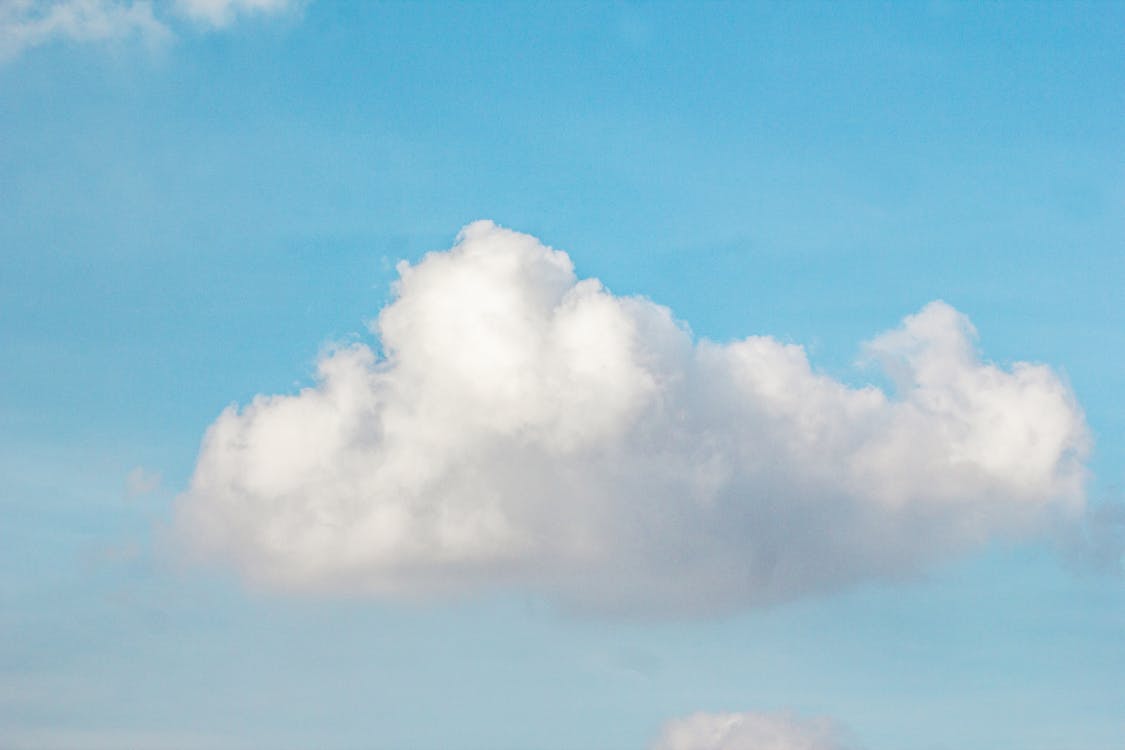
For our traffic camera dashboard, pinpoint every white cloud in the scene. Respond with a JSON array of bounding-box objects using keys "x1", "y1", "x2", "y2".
[
  {"x1": 651, "y1": 711, "x2": 849, "y2": 750},
  {"x1": 0, "y1": 0, "x2": 170, "y2": 60},
  {"x1": 173, "y1": 0, "x2": 298, "y2": 28},
  {"x1": 174, "y1": 221, "x2": 1089, "y2": 614}
]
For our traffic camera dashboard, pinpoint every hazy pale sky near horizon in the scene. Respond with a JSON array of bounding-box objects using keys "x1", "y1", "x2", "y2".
[{"x1": 2, "y1": 2, "x2": 1124, "y2": 749}]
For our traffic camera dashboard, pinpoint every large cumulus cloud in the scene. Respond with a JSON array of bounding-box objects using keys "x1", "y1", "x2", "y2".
[{"x1": 174, "y1": 221, "x2": 1089, "y2": 613}]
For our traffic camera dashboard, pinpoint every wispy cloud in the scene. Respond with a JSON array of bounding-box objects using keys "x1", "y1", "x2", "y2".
[
  {"x1": 174, "y1": 221, "x2": 1090, "y2": 616},
  {"x1": 125, "y1": 465, "x2": 162, "y2": 498},
  {"x1": 0, "y1": 0, "x2": 300, "y2": 60},
  {"x1": 173, "y1": 0, "x2": 298, "y2": 28},
  {"x1": 0, "y1": 0, "x2": 169, "y2": 60}
]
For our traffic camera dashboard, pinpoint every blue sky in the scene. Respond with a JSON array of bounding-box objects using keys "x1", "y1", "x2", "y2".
[{"x1": 1, "y1": 2, "x2": 1124, "y2": 749}]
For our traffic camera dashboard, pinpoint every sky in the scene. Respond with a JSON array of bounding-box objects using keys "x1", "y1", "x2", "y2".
[{"x1": 1, "y1": 1, "x2": 1124, "y2": 749}]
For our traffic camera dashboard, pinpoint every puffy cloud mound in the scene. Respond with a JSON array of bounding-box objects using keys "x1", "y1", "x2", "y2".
[
  {"x1": 651, "y1": 711, "x2": 848, "y2": 750},
  {"x1": 175, "y1": 221, "x2": 1089, "y2": 613}
]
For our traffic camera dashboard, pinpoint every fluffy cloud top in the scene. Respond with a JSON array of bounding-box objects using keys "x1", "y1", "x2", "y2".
[
  {"x1": 651, "y1": 711, "x2": 848, "y2": 750},
  {"x1": 175, "y1": 221, "x2": 1089, "y2": 614}
]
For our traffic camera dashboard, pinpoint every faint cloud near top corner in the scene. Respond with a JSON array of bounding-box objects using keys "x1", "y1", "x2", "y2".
[{"x1": 0, "y1": 0, "x2": 303, "y2": 64}]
